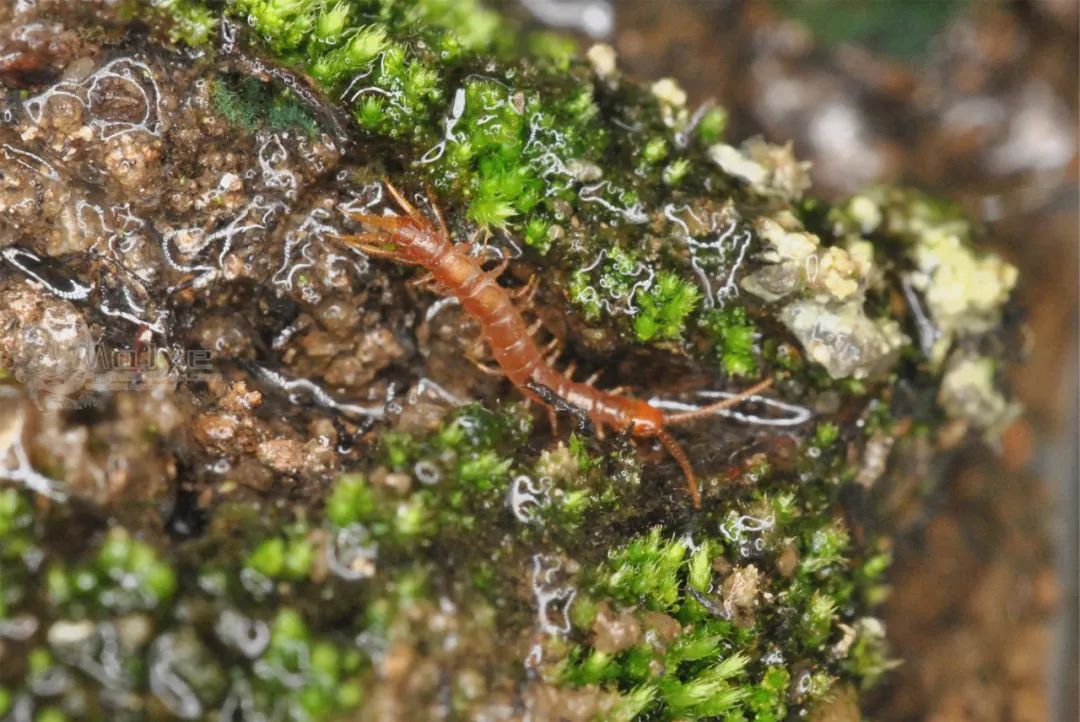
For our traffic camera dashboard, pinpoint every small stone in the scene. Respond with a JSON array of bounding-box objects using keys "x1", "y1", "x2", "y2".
[
  {"x1": 591, "y1": 602, "x2": 642, "y2": 654},
  {"x1": 257, "y1": 438, "x2": 306, "y2": 473},
  {"x1": 47, "y1": 619, "x2": 95, "y2": 647}
]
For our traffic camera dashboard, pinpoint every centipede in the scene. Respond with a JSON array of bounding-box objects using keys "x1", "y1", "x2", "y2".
[{"x1": 334, "y1": 182, "x2": 775, "y2": 508}]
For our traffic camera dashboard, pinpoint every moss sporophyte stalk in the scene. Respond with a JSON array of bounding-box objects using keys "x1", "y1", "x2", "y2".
[{"x1": 0, "y1": 0, "x2": 1021, "y2": 720}]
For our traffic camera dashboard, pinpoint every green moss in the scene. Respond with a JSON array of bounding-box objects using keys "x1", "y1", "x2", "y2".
[
  {"x1": 34, "y1": 706, "x2": 66, "y2": 722},
  {"x1": 814, "y1": 421, "x2": 840, "y2": 448},
  {"x1": 211, "y1": 75, "x2": 320, "y2": 138},
  {"x1": 326, "y1": 473, "x2": 377, "y2": 528},
  {"x1": 700, "y1": 306, "x2": 758, "y2": 376},
  {"x1": 662, "y1": 158, "x2": 692, "y2": 187},
  {"x1": 246, "y1": 524, "x2": 316, "y2": 582},
  {"x1": 233, "y1": 0, "x2": 319, "y2": 55},
  {"x1": 41, "y1": 527, "x2": 177, "y2": 615},
  {"x1": 252, "y1": 609, "x2": 364, "y2": 721},
  {"x1": 600, "y1": 527, "x2": 687, "y2": 610},
  {"x1": 696, "y1": 106, "x2": 728, "y2": 145},
  {"x1": 558, "y1": 436, "x2": 894, "y2": 720},
  {"x1": 309, "y1": 24, "x2": 390, "y2": 84},
  {"x1": 152, "y1": 0, "x2": 217, "y2": 45},
  {"x1": 633, "y1": 271, "x2": 702, "y2": 342}
]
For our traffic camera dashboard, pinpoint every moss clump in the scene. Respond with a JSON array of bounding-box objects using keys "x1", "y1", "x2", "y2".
[
  {"x1": 150, "y1": 0, "x2": 217, "y2": 45},
  {"x1": 0, "y1": 486, "x2": 376, "y2": 721},
  {"x1": 211, "y1": 75, "x2": 321, "y2": 138},
  {"x1": 700, "y1": 306, "x2": 759, "y2": 376},
  {"x1": 633, "y1": 271, "x2": 702, "y2": 343},
  {"x1": 246, "y1": 522, "x2": 318, "y2": 582},
  {"x1": 553, "y1": 425, "x2": 894, "y2": 720},
  {"x1": 45, "y1": 527, "x2": 177, "y2": 615},
  {"x1": 254, "y1": 609, "x2": 365, "y2": 720}
]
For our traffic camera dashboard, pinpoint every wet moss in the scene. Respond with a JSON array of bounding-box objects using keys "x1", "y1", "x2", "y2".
[{"x1": 210, "y1": 75, "x2": 321, "y2": 139}]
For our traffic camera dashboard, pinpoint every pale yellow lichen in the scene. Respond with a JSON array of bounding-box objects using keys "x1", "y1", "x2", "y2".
[
  {"x1": 649, "y1": 77, "x2": 686, "y2": 108},
  {"x1": 937, "y1": 351, "x2": 1020, "y2": 433},
  {"x1": 846, "y1": 195, "x2": 882, "y2": 234},
  {"x1": 907, "y1": 228, "x2": 1018, "y2": 363},
  {"x1": 709, "y1": 143, "x2": 768, "y2": 188},
  {"x1": 782, "y1": 300, "x2": 906, "y2": 380},
  {"x1": 742, "y1": 215, "x2": 906, "y2": 379},
  {"x1": 812, "y1": 246, "x2": 860, "y2": 301},
  {"x1": 586, "y1": 43, "x2": 617, "y2": 80},
  {"x1": 709, "y1": 138, "x2": 812, "y2": 202}
]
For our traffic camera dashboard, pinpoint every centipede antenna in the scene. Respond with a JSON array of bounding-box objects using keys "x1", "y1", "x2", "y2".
[
  {"x1": 383, "y1": 180, "x2": 418, "y2": 217},
  {"x1": 332, "y1": 232, "x2": 399, "y2": 258},
  {"x1": 656, "y1": 428, "x2": 701, "y2": 509},
  {"x1": 342, "y1": 211, "x2": 405, "y2": 234},
  {"x1": 664, "y1": 378, "x2": 774, "y2": 426}
]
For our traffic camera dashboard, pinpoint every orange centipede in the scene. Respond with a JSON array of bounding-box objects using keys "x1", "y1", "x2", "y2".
[{"x1": 335, "y1": 182, "x2": 773, "y2": 508}]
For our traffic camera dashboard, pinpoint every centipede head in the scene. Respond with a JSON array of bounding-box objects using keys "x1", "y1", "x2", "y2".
[{"x1": 333, "y1": 181, "x2": 449, "y2": 265}]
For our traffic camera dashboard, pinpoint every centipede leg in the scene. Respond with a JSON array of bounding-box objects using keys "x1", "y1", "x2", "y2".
[
  {"x1": 407, "y1": 272, "x2": 436, "y2": 289},
  {"x1": 487, "y1": 258, "x2": 510, "y2": 279},
  {"x1": 513, "y1": 275, "x2": 540, "y2": 305},
  {"x1": 468, "y1": 229, "x2": 492, "y2": 260},
  {"x1": 467, "y1": 356, "x2": 504, "y2": 376},
  {"x1": 524, "y1": 379, "x2": 596, "y2": 437},
  {"x1": 431, "y1": 196, "x2": 449, "y2": 238}
]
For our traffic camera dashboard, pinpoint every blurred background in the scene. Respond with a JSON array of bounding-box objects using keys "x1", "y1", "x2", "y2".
[{"x1": 511, "y1": 1, "x2": 1079, "y2": 720}]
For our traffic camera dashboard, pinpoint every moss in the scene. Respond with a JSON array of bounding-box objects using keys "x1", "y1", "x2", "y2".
[
  {"x1": 696, "y1": 106, "x2": 729, "y2": 145},
  {"x1": 246, "y1": 524, "x2": 317, "y2": 582},
  {"x1": 633, "y1": 271, "x2": 702, "y2": 342},
  {"x1": 44, "y1": 527, "x2": 177, "y2": 614},
  {"x1": 700, "y1": 306, "x2": 759, "y2": 376},
  {"x1": 211, "y1": 75, "x2": 321, "y2": 138},
  {"x1": 254, "y1": 609, "x2": 365, "y2": 721},
  {"x1": 554, "y1": 424, "x2": 897, "y2": 719},
  {"x1": 151, "y1": 0, "x2": 217, "y2": 45}
]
